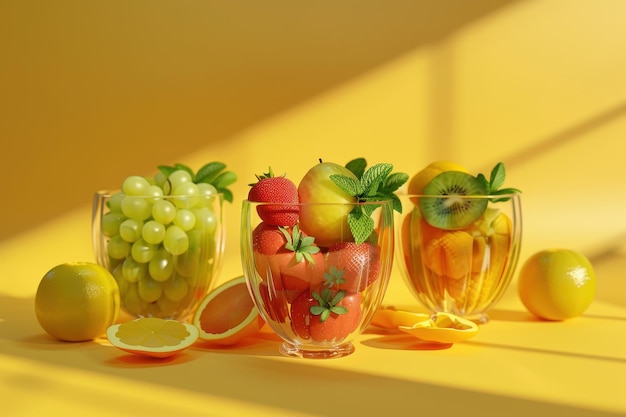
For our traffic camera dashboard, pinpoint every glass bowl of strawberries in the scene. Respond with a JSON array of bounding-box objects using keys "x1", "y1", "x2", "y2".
[{"x1": 240, "y1": 161, "x2": 404, "y2": 358}]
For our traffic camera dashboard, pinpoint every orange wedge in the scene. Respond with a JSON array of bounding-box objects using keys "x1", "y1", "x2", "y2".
[
  {"x1": 106, "y1": 317, "x2": 199, "y2": 358},
  {"x1": 192, "y1": 276, "x2": 265, "y2": 346}
]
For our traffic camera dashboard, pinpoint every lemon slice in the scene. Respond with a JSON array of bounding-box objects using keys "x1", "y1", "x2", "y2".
[
  {"x1": 398, "y1": 312, "x2": 479, "y2": 344},
  {"x1": 107, "y1": 318, "x2": 199, "y2": 358}
]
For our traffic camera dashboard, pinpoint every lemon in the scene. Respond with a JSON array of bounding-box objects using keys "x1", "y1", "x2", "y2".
[
  {"x1": 192, "y1": 276, "x2": 264, "y2": 346},
  {"x1": 107, "y1": 317, "x2": 199, "y2": 358},
  {"x1": 407, "y1": 160, "x2": 469, "y2": 195},
  {"x1": 35, "y1": 262, "x2": 120, "y2": 341},
  {"x1": 517, "y1": 249, "x2": 596, "y2": 321}
]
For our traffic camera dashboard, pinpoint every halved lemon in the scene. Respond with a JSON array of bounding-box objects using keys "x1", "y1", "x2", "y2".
[
  {"x1": 192, "y1": 276, "x2": 265, "y2": 346},
  {"x1": 106, "y1": 317, "x2": 199, "y2": 358}
]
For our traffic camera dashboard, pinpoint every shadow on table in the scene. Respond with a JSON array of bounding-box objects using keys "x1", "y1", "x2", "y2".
[{"x1": 1, "y1": 295, "x2": 624, "y2": 417}]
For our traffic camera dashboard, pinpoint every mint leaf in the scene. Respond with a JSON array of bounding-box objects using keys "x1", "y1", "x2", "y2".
[
  {"x1": 489, "y1": 162, "x2": 506, "y2": 191},
  {"x1": 360, "y1": 163, "x2": 392, "y2": 194},
  {"x1": 345, "y1": 158, "x2": 367, "y2": 179},
  {"x1": 476, "y1": 162, "x2": 520, "y2": 203},
  {"x1": 329, "y1": 174, "x2": 361, "y2": 196},
  {"x1": 330, "y1": 159, "x2": 408, "y2": 243},
  {"x1": 195, "y1": 161, "x2": 226, "y2": 183},
  {"x1": 347, "y1": 206, "x2": 375, "y2": 244}
]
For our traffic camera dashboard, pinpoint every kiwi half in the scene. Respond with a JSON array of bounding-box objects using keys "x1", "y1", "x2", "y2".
[{"x1": 419, "y1": 171, "x2": 488, "y2": 230}]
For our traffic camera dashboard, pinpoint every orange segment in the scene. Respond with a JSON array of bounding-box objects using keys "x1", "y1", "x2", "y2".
[
  {"x1": 192, "y1": 276, "x2": 265, "y2": 346},
  {"x1": 106, "y1": 318, "x2": 199, "y2": 358},
  {"x1": 424, "y1": 230, "x2": 474, "y2": 280}
]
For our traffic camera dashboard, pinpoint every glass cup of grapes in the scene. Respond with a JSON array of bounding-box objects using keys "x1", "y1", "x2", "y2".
[
  {"x1": 92, "y1": 167, "x2": 226, "y2": 321},
  {"x1": 397, "y1": 164, "x2": 522, "y2": 324},
  {"x1": 241, "y1": 199, "x2": 395, "y2": 359}
]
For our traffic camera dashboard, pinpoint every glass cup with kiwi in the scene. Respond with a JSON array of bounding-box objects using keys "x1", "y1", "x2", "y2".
[{"x1": 397, "y1": 169, "x2": 522, "y2": 324}]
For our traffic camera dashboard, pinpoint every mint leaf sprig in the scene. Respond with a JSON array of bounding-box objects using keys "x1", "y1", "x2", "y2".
[
  {"x1": 158, "y1": 161, "x2": 237, "y2": 203},
  {"x1": 476, "y1": 162, "x2": 521, "y2": 203},
  {"x1": 329, "y1": 158, "x2": 409, "y2": 244}
]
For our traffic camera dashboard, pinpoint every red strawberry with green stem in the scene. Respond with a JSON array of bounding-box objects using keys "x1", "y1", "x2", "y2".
[
  {"x1": 253, "y1": 224, "x2": 324, "y2": 300},
  {"x1": 324, "y1": 241, "x2": 381, "y2": 292},
  {"x1": 248, "y1": 167, "x2": 299, "y2": 227},
  {"x1": 291, "y1": 288, "x2": 362, "y2": 342}
]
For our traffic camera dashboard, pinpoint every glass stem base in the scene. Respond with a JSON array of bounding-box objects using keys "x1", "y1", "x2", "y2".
[{"x1": 279, "y1": 342, "x2": 355, "y2": 359}]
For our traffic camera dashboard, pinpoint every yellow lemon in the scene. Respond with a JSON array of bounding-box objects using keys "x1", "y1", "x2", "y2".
[
  {"x1": 107, "y1": 317, "x2": 199, "y2": 358},
  {"x1": 192, "y1": 276, "x2": 265, "y2": 346},
  {"x1": 35, "y1": 262, "x2": 120, "y2": 341},
  {"x1": 517, "y1": 249, "x2": 596, "y2": 321},
  {"x1": 407, "y1": 160, "x2": 469, "y2": 195}
]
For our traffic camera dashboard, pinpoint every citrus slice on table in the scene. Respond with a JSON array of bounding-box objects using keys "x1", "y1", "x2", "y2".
[
  {"x1": 372, "y1": 307, "x2": 479, "y2": 344},
  {"x1": 398, "y1": 312, "x2": 479, "y2": 344},
  {"x1": 192, "y1": 276, "x2": 265, "y2": 346},
  {"x1": 106, "y1": 317, "x2": 199, "y2": 358}
]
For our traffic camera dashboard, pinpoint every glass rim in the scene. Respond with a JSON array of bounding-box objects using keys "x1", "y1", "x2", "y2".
[
  {"x1": 397, "y1": 192, "x2": 521, "y2": 199},
  {"x1": 242, "y1": 199, "x2": 394, "y2": 206},
  {"x1": 94, "y1": 189, "x2": 224, "y2": 198}
]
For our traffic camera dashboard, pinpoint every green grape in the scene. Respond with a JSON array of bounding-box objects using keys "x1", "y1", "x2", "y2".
[
  {"x1": 168, "y1": 169, "x2": 193, "y2": 190},
  {"x1": 107, "y1": 192, "x2": 125, "y2": 212},
  {"x1": 107, "y1": 234, "x2": 131, "y2": 259},
  {"x1": 146, "y1": 184, "x2": 164, "y2": 201},
  {"x1": 121, "y1": 256, "x2": 147, "y2": 283},
  {"x1": 172, "y1": 182, "x2": 199, "y2": 209},
  {"x1": 152, "y1": 199, "x2": 176, "y2": 225},
  {"x1": 175, "y1": 252, "x2": 198, "y2": 277},
  {"x1": 196, "y1": 183, "x2": 218, "y2": 207},
  {"x1": 173, "y1": 209, "x2": 195, "y2": 231},
  {"x1": 101, "y1": 212, "x2": 126, "y2": 237},
  {"x1": 119, "y1": 218, "x2": 143, "y2": 243},
  {"x1": 154, "y1": 171, "x2": 167, "y2": 188},
  {"x1": 163, "y1": 275, "x2": 189, "y2": 302},
  {"x1": 112, "y1": 264, "x2": 130, "y2": 294},
  {"x1": 148, "y1": 248, "x2": 174, "y2": 282},
  {"x1": 156, "y1": 295, "x2": 180, "y2": 318},
  {"x1": 142, "y1": 220, "x2": 165, "y2": 245},
  {"x1": 192, "y1": 207, "x2": 218, "y2": 234},
  {"x1": 131, "y1": 238, "x2": 157, "y2": 263},
  {"x1": 121, "y1": 196, "x2": 152, "y2": 220},
  {"x1": 138, "y1": 276, "x2": 163, "y2": 303},
  {"x1": 164, "y1": 225, "x2": 189, "y2": 256},
  {"x1": 122, "y1": 175, "x2": 151, "y2": 196},
  {"x1": 123, "y1": 283, "x2": 147, "y2": 316}
]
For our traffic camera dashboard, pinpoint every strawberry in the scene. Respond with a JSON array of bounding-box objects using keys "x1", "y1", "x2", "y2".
[
  {"x1": 253, "y1": 224, "x2": 325, "y2": 299},
  {"x1": 248, "y1": 167, "x2": 299, "y2": 227},
  {"x1": 253, "y1": 222, "x2": 289, "y2": 255},
  {"x1": 324, "y1": 241, "x2": 381, "y2": 292},
  {"x1": 291, "y1": 288, "x2": 362, "y2": 342}
]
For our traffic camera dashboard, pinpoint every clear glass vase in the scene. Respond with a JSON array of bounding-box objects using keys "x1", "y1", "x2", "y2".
[
  {"x1": 241, "y1": 200, "x2": 394, "y2": 358},
  {"x1": 396, "y1": 193, "x2": 522, "y2": 324},
  {"x1": 92, "y1": 190, "x2": 225, "y2": 321}
]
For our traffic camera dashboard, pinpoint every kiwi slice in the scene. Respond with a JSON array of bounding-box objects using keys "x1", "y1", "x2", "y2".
[{"x1": 419, "y1": 171, "x2": 488, "y2": 230}]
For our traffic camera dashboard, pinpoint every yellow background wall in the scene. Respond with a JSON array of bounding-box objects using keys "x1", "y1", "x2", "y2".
[{"x1": 1, "y1": 0, "x2": 625, "y2": 300}]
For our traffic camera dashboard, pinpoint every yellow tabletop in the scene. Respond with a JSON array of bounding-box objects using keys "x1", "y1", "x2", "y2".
[{"x1": 1, "y1": 228, "x2": 625, "y2": 417}]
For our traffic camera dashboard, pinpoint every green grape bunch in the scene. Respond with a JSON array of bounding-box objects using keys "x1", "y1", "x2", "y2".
[{"x1": 97, "y1": 162, "x2": 236, "y2": 319}]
